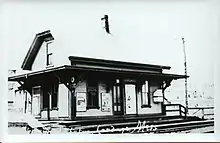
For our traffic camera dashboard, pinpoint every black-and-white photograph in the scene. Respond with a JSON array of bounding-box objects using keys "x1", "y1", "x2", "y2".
[{"x1": 5, "y1": 0, "x2": 217, "y2": 136}]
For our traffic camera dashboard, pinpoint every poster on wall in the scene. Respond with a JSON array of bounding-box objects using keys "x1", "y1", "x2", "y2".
[
  {"x1": 76, "y1": 92, "x2": 87, "y2": 112},
  {"x1": 101, "y1": 93, "x2": 111, "y2": 112}
]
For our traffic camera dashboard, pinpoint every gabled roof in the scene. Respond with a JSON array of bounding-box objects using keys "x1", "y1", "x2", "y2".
[{"x1": 21, "y1": 30, "x2": 54, "y2": 70}]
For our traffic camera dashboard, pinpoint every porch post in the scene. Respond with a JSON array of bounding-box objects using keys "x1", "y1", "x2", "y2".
[
  {"x1": 47, "y1": 92, "x2": 51, "y2": 121},
  {"x1": 135, "y1": 82, "x2": 139, "y2": 116},
  {"x1": 162, "y1": 88, "x2": 165, "y2": 115},
  {"x1": 161, "y1": 81, "x2": 166, "y2": 115},
  {"x1": 120, "y1": 79, "x2": 124, "y2": 115},
  {"x1": 70, "y1": 77, "x2": 77, "y2": 120},
  {"x1": 24, "y1": 91, "x2": 27, "y2": 113},
  {"x1": 161, "y1": 80, "x2": 172, "y2": 115},
  {"x1": 71, "y1": 88, "x2": 76, "y2": 120},
  {"x1": 31, "y1": 92, "x2": 33, "y2": 115}
]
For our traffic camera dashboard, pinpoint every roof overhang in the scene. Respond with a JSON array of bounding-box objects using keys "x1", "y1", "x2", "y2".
[{"x1": 8, "y1": 65, "x2": 188, "y2": 82}]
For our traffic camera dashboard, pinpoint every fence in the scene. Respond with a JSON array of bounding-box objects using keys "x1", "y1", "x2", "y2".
[
  {"x1": 164, "y1": 104, "x2": 186, "y2": 117},
  {"x1": 188, "y1": 107, "x2": 214, "y2": 119},
  {"x1": 164, "y1": 104, "x2": 214, "y2": 119}
]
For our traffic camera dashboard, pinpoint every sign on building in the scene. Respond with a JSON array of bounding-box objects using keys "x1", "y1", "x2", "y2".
[
  {"x1": 76, "y1": 92, "x2": 87, "y2": 112},
  {"x1": 101, "y1": 93, "x2": 111, "y2": 112}
]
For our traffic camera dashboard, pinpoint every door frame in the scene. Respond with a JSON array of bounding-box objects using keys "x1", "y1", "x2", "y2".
[
  {"x1": 124, "y1": 83, "x2": 138, "y2": 115},
  {"x1": 112, "y1": 79, "x2": 124, "y2": 116},
  {"x1": 31, "y1": 86, "x2": 41, "y2": 117}
]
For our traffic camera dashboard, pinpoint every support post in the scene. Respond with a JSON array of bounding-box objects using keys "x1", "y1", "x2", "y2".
[
  {"x1": 24, "y1": 91, "x2": 27, "y2": 113},
  {"x1": 161, "y1": 80, "x2": 172, "y2": 115},
  {"x1": 179, "y1": 105, "x2": 182, "y2": 117},
  {"x1": 202, "y1": 109, "x2": 205, "y2": 120},
  {"x1": 71, "y1": 88, "x2": 76, "y2": 120},
  {"x1": 31, "y1": 93, "x2": 33, "y2": 115},
  {"x1": 182, "y1": 37, "x2": 188, "y2": 116},
  {"x1": 162, "y1": 87, "x2": 166, "y2": 115},
  {"x1": 47, "y1": 92, "x2": 51, "y2": 121}
]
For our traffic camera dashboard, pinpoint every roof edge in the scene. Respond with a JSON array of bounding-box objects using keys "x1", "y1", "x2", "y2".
[
  {"x1": 68, "y1": 56, "x2": 171, "y2": 70},
  {"x1": 8, "y1": 65, "x2": 188, "y2": 81}
]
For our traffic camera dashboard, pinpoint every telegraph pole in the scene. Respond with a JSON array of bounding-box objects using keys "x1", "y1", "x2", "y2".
[{"x1": 182, "y1": 37, "x2": 188, "y2": 116}]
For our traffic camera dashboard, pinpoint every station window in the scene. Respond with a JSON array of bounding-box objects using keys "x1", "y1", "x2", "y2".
[
  {"x1": 87, "y1": 80, "x2": 99, "y2": 109},
  {"x1": 46, "y1": 42, "x2": 53, "y2": 67},
  {"x1": 141, "y1": 81, "x2": 151, "y2": 107}
]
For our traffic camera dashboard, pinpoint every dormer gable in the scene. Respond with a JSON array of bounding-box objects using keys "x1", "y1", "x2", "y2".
[{"x1": 21, "y1": 30, "x2": 54, "y2": 70}]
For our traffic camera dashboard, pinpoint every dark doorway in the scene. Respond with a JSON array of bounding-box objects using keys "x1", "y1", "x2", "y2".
[{"x1": 112, "y1": 79, "x2": 124, "y2": 115}]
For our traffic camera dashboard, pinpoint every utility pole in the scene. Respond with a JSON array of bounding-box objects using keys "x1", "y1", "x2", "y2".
[{"x1": 182, "y1": 37, "x2": 188, "y2": 116}]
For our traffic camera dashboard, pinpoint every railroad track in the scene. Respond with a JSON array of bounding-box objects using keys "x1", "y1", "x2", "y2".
[
  {"x1": 65, "y1": 118, "x2": 186, "y2": 132},
  {"x1": 63, "y1": 117, "x2": 213, "y2": 134},
  {"x1": 156, "y1": 120, "x2": 214, "y2": 133}
]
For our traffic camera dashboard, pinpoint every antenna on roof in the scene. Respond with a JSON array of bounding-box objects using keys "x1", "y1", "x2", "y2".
[{"x1": 101, "y1": 15, "x2": 112, "y2": 35}]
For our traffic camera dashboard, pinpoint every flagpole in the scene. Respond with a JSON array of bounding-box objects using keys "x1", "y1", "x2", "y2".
[{"x1": 182, "y1": 37, "x2": 188, "y2": 116}]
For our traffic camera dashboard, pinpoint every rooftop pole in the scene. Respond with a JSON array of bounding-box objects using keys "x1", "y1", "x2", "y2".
[{"x1": 182, "y1": 37, "x2": 188, "y2": 116}]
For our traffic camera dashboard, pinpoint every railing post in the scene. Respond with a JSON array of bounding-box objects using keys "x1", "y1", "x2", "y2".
[
  {"x1": 201, "y1": 108, "x2": 205, "y2": 120},
  {"x1": 162, "y1": 104, "x2": 166, "y2": 115},
  {"x1": 179, "y1": 105, "x2": 182, "y2": 117}
]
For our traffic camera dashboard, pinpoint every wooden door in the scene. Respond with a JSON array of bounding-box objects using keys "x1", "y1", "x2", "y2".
[
  {"x1": 113, "y1": 82, "x2": 124, "y2": 115},
  {"x1": 125, "y1": 84, "x2": 137, "y2": 114}
]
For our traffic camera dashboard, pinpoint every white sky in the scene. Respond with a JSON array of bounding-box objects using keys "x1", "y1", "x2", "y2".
[{"x1": 1, "y1": 0, "x2": 219, "y2": 95}]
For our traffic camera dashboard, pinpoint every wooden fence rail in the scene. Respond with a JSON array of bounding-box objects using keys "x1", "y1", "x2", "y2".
[
  {"x1": 188, "y1": 107, "x2": 214, "y2": 119},
  {"x1": 164, "y1": 104, "x2": 214, "y2": 119},
  {"x1": 164, "y1": 104, "x2": 186, "y2": 118}
]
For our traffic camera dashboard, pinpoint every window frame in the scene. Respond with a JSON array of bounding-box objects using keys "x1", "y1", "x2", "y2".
[
  {"x1": 86, "y1": 79, "x2": 100, "y2": 109},
  {"x1": 46, "y1": 42, "x2": 53, "y2": 67},
  {"x1": 32, "y1": 86, "x2": 41, "y2": 95},
  {"x1": 141, "y1": 81, "x2": 151, "y2": 108},
  {"x1": 47, "y1": 53, "x2": 53, "y2": 66}
]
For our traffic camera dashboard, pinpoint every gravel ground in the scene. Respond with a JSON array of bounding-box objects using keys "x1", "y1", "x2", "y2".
[{"x1": 8, "y1": 126, "x2": 72, "y2": 134}]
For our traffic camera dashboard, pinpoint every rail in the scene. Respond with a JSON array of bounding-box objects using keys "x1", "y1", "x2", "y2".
[{"x1": 188, "y1": 107, "x2": 214, "y2": 119}]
